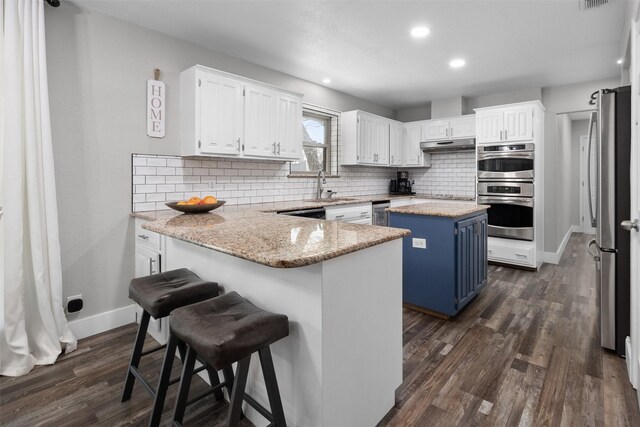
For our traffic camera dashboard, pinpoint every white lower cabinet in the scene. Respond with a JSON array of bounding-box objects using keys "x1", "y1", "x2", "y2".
[
  {"x1": 134, "y1": 219, "x2": 167, "y2": 344},
  {"x1": 487, "y1": 237, "x2": 536, "y2": 268}
]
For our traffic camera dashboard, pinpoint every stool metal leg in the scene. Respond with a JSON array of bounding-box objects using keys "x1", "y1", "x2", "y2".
[
  {"x1": 259, "y1": 347, "x2": 287, "y2": 427},
  {"x1": 148, "y1": 334, "x2": 178, "y2": 427},
  {"x1": 227, "y1": 356, "x2": 251, "y2": 427},
  {"x1": 122, "y1": 310, "x2": 151, "y2": 402},
  {"x1": 172, "y1": 346, "x2": 197, "y2": 426}
]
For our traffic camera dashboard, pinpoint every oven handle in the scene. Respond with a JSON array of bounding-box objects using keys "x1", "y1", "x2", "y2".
[
  {"x1": 477, "y1": 196, "x2": 534, "y2": 208},
  {"x1": 478, "y1": 151, "x2": 535, "y2": 160}
]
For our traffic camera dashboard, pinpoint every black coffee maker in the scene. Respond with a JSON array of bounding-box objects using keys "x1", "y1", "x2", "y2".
[{"x1": 390, "y1": 171, "x2": 415, "y2": 195}]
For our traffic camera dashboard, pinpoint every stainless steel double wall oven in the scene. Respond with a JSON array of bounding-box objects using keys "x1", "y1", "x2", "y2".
[{"x1": 477, "y1": 143, "x2": 535, "y2": 241}]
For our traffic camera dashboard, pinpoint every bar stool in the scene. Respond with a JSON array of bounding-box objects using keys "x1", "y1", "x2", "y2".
[
  {"x1": 152, "y1": 291, "x2": 289, "y2": 427},
  {"x1": 121, "y1": 268, "x2": 219, "y2": 416}
]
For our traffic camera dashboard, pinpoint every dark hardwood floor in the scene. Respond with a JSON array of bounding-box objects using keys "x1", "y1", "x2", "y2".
[{"x1": 1, "y1": 234, "x2": 638, "y2": 426}]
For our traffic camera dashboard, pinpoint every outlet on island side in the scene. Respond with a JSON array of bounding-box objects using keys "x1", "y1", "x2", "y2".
[
  {"x1": 412, "y1": 238, "x2": 427, "y2": 249},
  {"x1": 66, "y1": 294, "x2": 83, "y2": 314}
]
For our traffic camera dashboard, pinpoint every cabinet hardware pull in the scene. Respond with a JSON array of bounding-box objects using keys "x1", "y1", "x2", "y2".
[
  {"x1": 149, "y1": 258, "x2": 157, "y2": 274},
  {"x1": 236, "y1": 138, "x2": 241, "y2": 151},
  {"x1": 503, "y1": 130, "x2": 508, "y2": 140},
  {"x1": 499, "y1": 130, "x2": 503, "y2": 141},
  {"x1": 450, "y1": 127, "x2": 453, "y2": 137},
  {"x1": 273, "y1": 142, "x2": 276, "y2": 155},
  {"x1": 277, "y1": 142, "x2": 281, "y2": 155},
  {"x1": 336, "y1": 215, "x2": 345, "y2": 219},
  {"x1": 138, "y1": 234, "x2": 149, "y2": 240}
]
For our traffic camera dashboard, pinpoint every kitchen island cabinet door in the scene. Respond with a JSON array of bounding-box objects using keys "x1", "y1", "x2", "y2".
[{"x1": 455, "y1": 214, "x2": 488, "y2": 311}]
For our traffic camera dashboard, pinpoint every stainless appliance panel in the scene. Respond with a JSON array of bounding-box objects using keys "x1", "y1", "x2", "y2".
[
  {"x1": 587, "y1": 111, "x2": 597, "y2": 227},
  {"x1": 477, "y1": 182, "x2": 534, "y2": 198},
  {"x1": 373, "y1": 202, "x2": 390, "y2": 226},
  {"x1": 477, "y1": 195, "x2": 534, "y2": 241},
  {"x1": 477, "y1": 142, "x2": 534, "y2": 153},
  {"x1": 487, "y1": 225, "x2": 534, "y2": 241},
  {"x1": 597, "y1": 91, "x2": 616, "y2": 250},
  {"x1": 477, "y1": 170, "x2": 534, "y2": 180},
  {"x1": 599, "y1": 249, "x2": 616, "y2": 350}
]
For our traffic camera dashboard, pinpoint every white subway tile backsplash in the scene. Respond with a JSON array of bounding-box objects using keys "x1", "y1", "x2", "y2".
[{"x1": 131, "y1": 150, "x2": 475, "y2": 212}]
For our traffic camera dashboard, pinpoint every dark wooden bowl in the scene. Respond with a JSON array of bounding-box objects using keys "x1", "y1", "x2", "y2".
[{"x1": 165, "y1": 200, "x2": 226, "y2": 214}]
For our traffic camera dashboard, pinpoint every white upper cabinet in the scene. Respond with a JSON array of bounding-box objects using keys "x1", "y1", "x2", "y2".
[
  {"x1": 404, "y1": 123, "x2": 423, "y2": 166},
  {"x1": 276, "y1": 94, "x2": 303, "y2": 160},
  {"x1": 421, "y1": 120, "x2": 449, "y2": 141},
  {"x1": 342, "y1": 111, "x2": 389, "y2": 166},
  {"x1": 503, "y1": 105, "x2": 534, "y2": 142},
  {"x1": 476, "y1": 103, "x2": 536, "y2": 144},
  {"x1": 181, "y1": 65, "x2": 303, "y2": 160},
  {"x1": 389, "y1": 122, "x2": 404, "y2": 166},
  {"x1": 421, "y1": 115, "x2": 475, "y2": 141},
  {"x1": 449, "y1": 115, "x2": 476, "y2": 139},
  {"x1": 244, "y1": 84, "x2": 278, "y2": 157},
  {"x1": 197, "y1": 72, "x2": 244, "y2": 155}
]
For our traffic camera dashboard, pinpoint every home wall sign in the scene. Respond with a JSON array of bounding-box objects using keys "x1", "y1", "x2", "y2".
[{"x1": 147, "y1": 68, "x2": 165, "y2": 138}]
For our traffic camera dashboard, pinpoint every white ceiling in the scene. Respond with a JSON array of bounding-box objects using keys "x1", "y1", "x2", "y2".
[{"x1": 74, "y1": 0, "x2": 629, "y2": 110}]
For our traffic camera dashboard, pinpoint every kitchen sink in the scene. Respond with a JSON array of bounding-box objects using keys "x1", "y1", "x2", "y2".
[{"x1": 306, "y1": 197, "x2": 358, "y2": 203}]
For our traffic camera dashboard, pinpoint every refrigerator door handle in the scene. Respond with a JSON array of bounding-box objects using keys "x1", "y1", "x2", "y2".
[
  {"x1": 587, "y1": 111, "x2": 597, "y2": 228},
  {"x1": 587, "y1": 239, "x2": 600, "y2": 261}
]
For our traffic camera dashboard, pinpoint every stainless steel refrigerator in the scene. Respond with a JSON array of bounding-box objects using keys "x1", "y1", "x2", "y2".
[{"x1": 587, "y1": 86, "x2": 631, "y2": 356}]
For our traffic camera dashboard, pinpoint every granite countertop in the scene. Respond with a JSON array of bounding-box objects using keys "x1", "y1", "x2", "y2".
[
  {"x1": 136, "y1": 210, "x2": 410, "y2": 268},
  {"x1": 386, "y1": 202, "x2": 490, "y2": 218}
]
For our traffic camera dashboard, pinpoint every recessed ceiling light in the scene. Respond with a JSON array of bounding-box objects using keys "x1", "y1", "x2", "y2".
[
  {"x1": 617, "y1": 58, "x2": 624, "y2": 65},
  {"x1": 322, "y1": 78, "x2": 331, "y2": 84},
  {"x1": 410, "y1": 26, "x2": 430, "y2": 38},
  {"x1": 449, "y1": 58, "x2": 466, "y2": 69}
]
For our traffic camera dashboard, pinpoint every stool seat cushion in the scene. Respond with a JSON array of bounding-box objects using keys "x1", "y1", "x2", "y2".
[
  {"x1": 170, "y1": 292, "x2": 289, "y2": 370},
  {"x1": 129, "y1": 268, "x2": 218, "y2": 319}
]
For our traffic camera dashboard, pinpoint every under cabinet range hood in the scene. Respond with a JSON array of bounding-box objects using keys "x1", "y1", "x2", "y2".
[{"x1": 420, "y1": 138, "x2": 476, "y2": 153}]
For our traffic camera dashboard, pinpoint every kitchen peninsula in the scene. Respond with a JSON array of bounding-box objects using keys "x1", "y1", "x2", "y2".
[{"x1": 133, "y1": 208, "x2": 409, "y2": 427}]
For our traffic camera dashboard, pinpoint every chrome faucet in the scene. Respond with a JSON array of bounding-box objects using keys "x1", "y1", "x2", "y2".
[{"x1": 316, "y1": 170, "x2": 326, "y2": 199}]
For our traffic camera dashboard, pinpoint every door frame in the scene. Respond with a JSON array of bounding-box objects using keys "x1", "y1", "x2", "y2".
[{"x1": 579, "y1": 135, "x2": 597, "y2": 234}]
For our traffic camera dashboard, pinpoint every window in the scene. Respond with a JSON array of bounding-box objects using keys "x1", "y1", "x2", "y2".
[{"x1": 290, "y1": 105, "x2": 339, "y2": 176}]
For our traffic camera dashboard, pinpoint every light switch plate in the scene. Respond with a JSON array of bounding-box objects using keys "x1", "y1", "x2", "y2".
[{"x1": 412, "y1": 238, "x2": 427, "y2": 249}]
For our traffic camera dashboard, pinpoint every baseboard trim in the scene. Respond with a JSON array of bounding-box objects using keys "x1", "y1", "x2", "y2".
[
  {"x1": 68, "y1": 304, "x2": 137, "y2": 340},
  {"x1": 542, "y1": 225, "x2": 578, "y2": 265}
]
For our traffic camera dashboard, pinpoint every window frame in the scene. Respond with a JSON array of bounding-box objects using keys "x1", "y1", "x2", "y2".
[{"x1": 289, "y1": 106, "x2": 338, "y2": 176}]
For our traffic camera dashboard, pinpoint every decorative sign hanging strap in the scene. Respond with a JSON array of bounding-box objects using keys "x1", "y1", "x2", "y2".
[{"x1": 147, "y1": 68, "x2": 165, "y2": 138}]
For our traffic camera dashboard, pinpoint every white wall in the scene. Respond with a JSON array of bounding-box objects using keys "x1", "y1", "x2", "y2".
[
  {"x1": 466, "y1": 87, "x2": 543, "y2": 110},
  {"x1": 45, "y1": 4, "x2": 396, "y2": 321},
  {"x1": 396, "y1": 103, "x2": 431, "y2": 122}
]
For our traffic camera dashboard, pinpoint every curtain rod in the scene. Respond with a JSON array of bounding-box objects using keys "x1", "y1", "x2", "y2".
[{"x1": 45, "y1": 0, "x2": 61, "y2": 7}]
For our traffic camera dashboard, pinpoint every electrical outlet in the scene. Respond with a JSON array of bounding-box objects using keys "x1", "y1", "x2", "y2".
[
  {"x1": 207, "y1": 180, "x2": 216, "y2": 190},
  {"x1": 66, "y1": 294, "x2": 83, "y2": 313},
  {"x1": 412, "y1": 238, "x2": 427, "y2": 249}
]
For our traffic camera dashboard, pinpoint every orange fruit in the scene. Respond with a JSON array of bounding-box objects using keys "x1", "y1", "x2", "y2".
[
  {"x1": 177, "y1": 201, "x2": 188, "y2": 206},
  {"x1": 202, "y1": 195, "x2": 217, "y2": 204},
  {"x1": 187, "y1": 196, "x2": 201, "y2": 205}
]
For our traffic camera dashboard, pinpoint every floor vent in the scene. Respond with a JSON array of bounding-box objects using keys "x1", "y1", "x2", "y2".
[{"x1": 580, "y1": 0, "x2": 610, "y2": 11}]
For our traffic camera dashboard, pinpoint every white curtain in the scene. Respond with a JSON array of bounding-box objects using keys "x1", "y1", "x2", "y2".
[{"x1": 1, "y1": 0, "x2": 77, "y2": 377}]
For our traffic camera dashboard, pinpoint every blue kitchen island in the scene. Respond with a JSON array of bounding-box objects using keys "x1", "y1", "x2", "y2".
[{"x1": 388, "y1": 202, "x2": 490, "y2": 318}]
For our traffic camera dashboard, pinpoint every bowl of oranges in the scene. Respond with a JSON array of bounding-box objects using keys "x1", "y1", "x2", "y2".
[{"x1": 165, "y1": 196, "x2": 225, "y2": 214}]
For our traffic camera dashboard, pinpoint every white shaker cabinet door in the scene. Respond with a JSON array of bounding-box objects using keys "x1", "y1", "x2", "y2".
[
  {"x1": 503, "y1": 106, "x2": 534, "y2": 142},
  {"x1": 244, "y1": 85, "x2": 278, "y2": 158},
  {"x1": 276, "y1": 94, "x2": 303, "y2": 160},
  {"x1": 476, "y1": 111, "x2": 504, "y2": 144},
  {"x1": 389, "y1": 123, "x2": 404, "y2": 166},
  {"x1": 421, "y1": 120, "x2": 449, "y2": 141},
  {"x1": 404, "y1": 123, "x2": 423, "y2": 166},
  {"x1": 373, "y1": 118, "x2": 390, "y2": 165},
  {"x1": 449, "y1": 115, "x2": 476, "y2": 139},
  {"x1": 357, "y1": 114, "x2": 377, "y2": 165},
  {"x1": 197, "y1": 72, "x2": 244, "y2": 155}
]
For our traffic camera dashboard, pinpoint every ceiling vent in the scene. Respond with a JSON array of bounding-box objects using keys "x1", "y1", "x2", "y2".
[{"x1": 580, "y1": 0, "x2": 610, "y2": 11}]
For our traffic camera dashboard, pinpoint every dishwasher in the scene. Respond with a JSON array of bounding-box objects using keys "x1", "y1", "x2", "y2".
[
  {"x1": 372, "y1": 200, "x2": 391, "y2": 226},
  {"x1": 325, "y1": 203, "x2": 372, "y2": 224}
]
